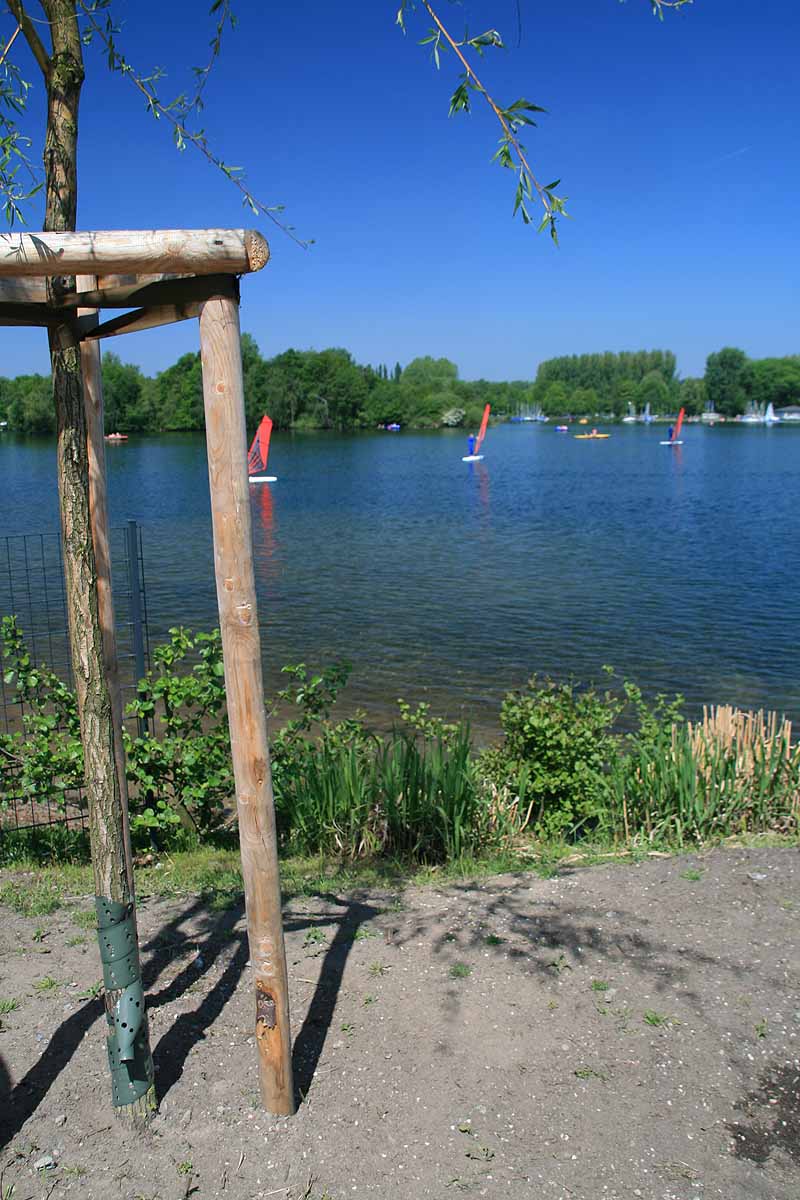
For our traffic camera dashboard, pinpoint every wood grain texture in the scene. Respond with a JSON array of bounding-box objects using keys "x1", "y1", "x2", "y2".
[
  {"x1": 199, "y1": 291, "x2": 295, "y2": 1116},
  {"x1": 0, "y1": 229, "x2": 269, "y2": 278}
]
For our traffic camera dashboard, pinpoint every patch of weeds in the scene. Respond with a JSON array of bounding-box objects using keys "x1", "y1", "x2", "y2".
[
  {"x1": 779, "y1": 898, "x2": 794, "y2": 911},
  {"x1": 72, "y1": 909, "x2": 96, "y2": 930},
  {"x1": 66, "y1": 935, "x2": 87, "y2": 947},
  {"x1": 547, "y1": 999, "x2": 558, "y2": 1011},
  {"x1": 444, "y1": 932, "x2": 458, "y2": 943},
  {"x1": 484, "y1": 933, "x2": 504, "y2": 946},
  {"x1": 548, "y1": 952, "x2": 571, "y2": 976},
  {"x1": 176, "y1": 1161, "x2": 193, "y2": 1176},
  {"x1": 643, "y1": 1009, "x2": 669, "y2": 1027},
  {"x1": 465, "y1": 1145, "x2": 494, "y2": 1162},
  {"x1": 0, "y1": 998, "x2": 20, "y2": 1015},
  {"x1": 77, "y1": 981, "x2": 104, "y2": 1001},
  {"x1": 362, "y1": 994, "x2": 376, "y2": 1006},
  {"x1": 32, "y1": 976, "x2": 59, "y2": 993},
  {"x1": 352, "y1": 927, "x2": 375, "y2": 941},
  {"x1": 32, "y1": 927, "x2": 47, "y2": 943},
  {"x1": 62, "y1": 1166, "x2": 87, "y2": 1179},
  {"x1": 303, "y1": 928, "x2": 326, "y2": 948},
  {"x1": 368, "y1": 962, "x2": 388, "y2": 977},
  {"x1": 341, "y1": 1022, "x2": 355, "y2": 1036},
  {"x1": 449, "y1": 962, "x2": 472, "y2": 979},
  {"x1": 0, "y1": 880, "x2": 62, "y2": 917},
  {"x1": 680, "y1": 867, "x2": 703, "y2": 882},
  {"x1": 574, "y1": 1066, "x2": 607, "y2": 1081},
  {"x1": 591, "y1": 979, "x2": 610, "y2": 992},
  {"x1": 755, "y1": 1019, "x2": 768, "y2": 1038}
]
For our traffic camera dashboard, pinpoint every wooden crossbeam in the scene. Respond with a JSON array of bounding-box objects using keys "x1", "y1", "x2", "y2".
[
  {"x1": 82, "y1": 302, "x2": 202, "y2": 341},
  {"x1": 0, "y1": 228, "x2": 269, "y2": 279}
]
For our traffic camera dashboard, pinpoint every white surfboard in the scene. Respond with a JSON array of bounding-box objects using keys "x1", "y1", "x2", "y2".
[
  {"x1": 659, "y1": 441, "x2": 683, "y2": 447},
  {"x1": 249, "y1": 475, "x2": 278, "y2": 482},
  {"x1": 462, "y1": 454, "x2": 484, "y2": 462}
]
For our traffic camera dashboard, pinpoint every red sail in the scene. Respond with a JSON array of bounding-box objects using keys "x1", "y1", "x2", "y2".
[
  {"x1": 673, "y1": 407, "x2": 685, "y2": 442},
  {"x1": 475, "y1": 404, "x2": 491, "y2": 455},
  {"x1": 247, "y1": 415, "x2": 273, "y2": 474}
]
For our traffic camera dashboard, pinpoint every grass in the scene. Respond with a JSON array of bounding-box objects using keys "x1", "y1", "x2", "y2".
[
  {"x1": 0, "y1": 834, "x2": 796, "y2": 920},
  {"x1": 0, "y1": 998, "x2": 19, "y2": 1014},
  {"x1": 484, "y1": 933, "x2": 504, "y2": 946},
  {"x1": 591, "y1": 979, "x2": 610, "y2": 992},
  {"x1": 32, "y1": 976, "x2": 59, "y2": 992},
  {"x1": 643, "y1": 1009, "x2": 669, "y2": 1027},
  {"x1": 449, "y1": 962, "x2": 472, "y2": 979},
  {"x1": 680, "y1": 867, "x2": 704, "y2": 881},
  {"x1": 368, "y1": 961, "x2": 388, "y2": 977}
]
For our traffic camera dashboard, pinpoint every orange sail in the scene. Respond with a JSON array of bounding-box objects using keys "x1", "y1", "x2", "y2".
[
  {"x1": 474, "y1": 404, "x2": 491, "y2": 455},
  {"x1": 247, "y1": 415, "x2": 273, "y2": 475},
  {"x1": 672, "y1": 407, "x2": 685, "y2": 442}
]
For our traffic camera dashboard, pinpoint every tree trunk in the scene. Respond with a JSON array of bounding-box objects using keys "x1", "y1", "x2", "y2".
[{"x1": 39, "y1": 0, "x2": 155, "y2": 1125}]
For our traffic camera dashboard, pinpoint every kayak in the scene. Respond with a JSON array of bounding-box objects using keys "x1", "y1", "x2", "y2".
[{"x1": 574, "y1": 433, "x2": 610, "y2": 440}]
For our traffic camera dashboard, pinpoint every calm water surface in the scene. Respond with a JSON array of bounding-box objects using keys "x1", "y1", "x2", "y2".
[{"x1": 2, "y1": 424, "x2": 798, "y2": 735}]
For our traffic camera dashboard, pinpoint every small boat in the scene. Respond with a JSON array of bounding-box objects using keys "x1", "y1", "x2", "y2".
[
  {"x1": 574, "y1": 428, "x2": 610, "y2": 440},
  {"x1": 578, "y1": 417, "x2": 589, "y2": 425},
  {"x1": 248, "y1": 414, "x2": 277, "y2": 482},
  {"x1": 386, "y1": 422, "x2": 401, "y2": 432},
  {"x1": 104, "y1": 432, "x2": 128, "y2": 441},
  {"x1": 660, "y1": 407, "x2": 685, "y2": 446},
  {"x1": 463, "y1": 403, "x2": 490, "y2": 462},
  {"x1": 555, "y1": 425, "x2": 569, "y2": 432},
  {"x1": 764, "y1": 402, "x2": 780, "y2": 425}
]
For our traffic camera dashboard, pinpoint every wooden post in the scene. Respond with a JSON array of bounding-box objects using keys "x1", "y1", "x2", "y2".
[{"x1": 199, "y1": 282, "x2": 295, "y2": 1116}]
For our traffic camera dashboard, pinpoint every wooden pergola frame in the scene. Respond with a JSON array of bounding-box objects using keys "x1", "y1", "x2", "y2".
[{"x1": 0, "y1": 229, "x2": 294, "y2": 1114}]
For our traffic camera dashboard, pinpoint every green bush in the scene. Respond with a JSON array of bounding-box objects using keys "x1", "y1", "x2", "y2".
[
  {"x1": 124, "y1": 627, "x2": 233, "y2": 841},
  {"x1": 480, "y1": 675, "x2": 621, "y2": 838}
]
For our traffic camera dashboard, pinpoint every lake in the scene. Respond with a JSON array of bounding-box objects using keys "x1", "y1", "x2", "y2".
[{"x1": 1, "y1": 422, "x2": 799, "y2": 737}]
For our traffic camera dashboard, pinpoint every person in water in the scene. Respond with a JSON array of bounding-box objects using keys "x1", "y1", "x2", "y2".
[
  {"x1": 667, "y1": 425, "x2": 674, "y2": 441},
  {"x1": 467, "y1": 433, "x2": 476, "y2": 456}
]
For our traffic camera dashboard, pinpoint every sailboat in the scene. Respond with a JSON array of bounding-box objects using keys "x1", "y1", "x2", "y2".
[
  {"x1": 462, "y1": 404, "x2": 491, "y2": 462},
  {"x1": 660, "y1": 407, "x2": 685, "y2": 446},
  {"x1": 765, "y1": 402, "x2": 781, "y2": 425},
  {"x1": 248, "y1": 414, "x2": 277, "y2": 482}
]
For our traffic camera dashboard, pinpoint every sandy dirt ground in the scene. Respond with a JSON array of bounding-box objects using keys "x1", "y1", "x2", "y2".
[{"x1": 0, "y1": 846, "x2": 797, "y2": 1199}]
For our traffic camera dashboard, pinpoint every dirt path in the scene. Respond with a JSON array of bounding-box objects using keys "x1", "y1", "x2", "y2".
[{"x1": 0, "y1": 846, "x2": 797, "y2": 1199}]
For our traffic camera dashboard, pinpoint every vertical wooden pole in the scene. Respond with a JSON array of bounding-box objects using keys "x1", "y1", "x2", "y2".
[{"x1": 199, "y1": 283, "x2": 295, "y2": 1116}]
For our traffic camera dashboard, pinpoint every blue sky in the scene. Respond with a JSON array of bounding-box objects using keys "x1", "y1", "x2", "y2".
[{"x1": 4, "y1": 0, "x2": 798, "y2": 381}]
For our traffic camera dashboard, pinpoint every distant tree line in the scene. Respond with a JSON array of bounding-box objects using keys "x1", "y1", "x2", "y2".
[{"x1": 1, "y1": 341, "x2": 798, "y2": 435}]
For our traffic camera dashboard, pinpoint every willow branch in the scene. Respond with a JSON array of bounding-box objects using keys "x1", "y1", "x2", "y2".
[
  {"x1": 0, "y1": 22, "x2": 22, "y2": 69},
  {"x1": 421, "y1": 0, "x2": 552, "y2": 220},
  {"x1": 6, "y1": 1, "x2": 51, "y2": 79}
]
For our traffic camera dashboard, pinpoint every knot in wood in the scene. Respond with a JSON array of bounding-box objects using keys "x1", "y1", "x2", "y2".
[
  {"x1": 235, "y1": 602, "x2": 253, "y2": 625},
  {"x1": 256, "y1": 986, "x2": 277, "y2": 1032},
  {"x1": 215, "y1": 382, "x2": 225, "y2": 394}
]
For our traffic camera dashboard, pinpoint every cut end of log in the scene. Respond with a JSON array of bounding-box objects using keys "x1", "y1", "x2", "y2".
[{"x1": 245, "y1": 231, "x2": 270, "y2": 273}]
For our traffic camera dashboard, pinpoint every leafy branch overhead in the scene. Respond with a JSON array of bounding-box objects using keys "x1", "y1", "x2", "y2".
[
  {"x1": 398, "y1": 0, "x2": 692, "y2": 242},
  {"x1": 0, "y1": 1, "x2": 692, "y2": 241}
]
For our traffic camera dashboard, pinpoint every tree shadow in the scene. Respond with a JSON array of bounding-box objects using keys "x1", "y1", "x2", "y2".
[
  {"x1": 727, "y1": 1060, "x2": 800, "y2": 1166},
  {"x1": 0, "y1": 888, "x2": 381, "y2": 1142},
  {"x1": 385, "y1": 872, "x2": 762, "y2": 1003}
]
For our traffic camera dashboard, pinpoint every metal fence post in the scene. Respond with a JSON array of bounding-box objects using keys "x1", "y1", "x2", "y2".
[{"x1": 126, "y1": 520, "x2": 147, "y2": 739}]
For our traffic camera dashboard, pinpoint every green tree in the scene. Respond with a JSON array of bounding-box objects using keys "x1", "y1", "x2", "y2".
[
  {"x1": 704, "y1": 347, "x2": 751, "y2": 417},
  {"x1": 101, "y1": 353, "x2": 149, "y2": 432},
  {"x1": 637, "y1": 370, "x2": 670, "y2": 415},
  {"x1": 678, "y1": 377, "x2": 706, "y2": 417}
]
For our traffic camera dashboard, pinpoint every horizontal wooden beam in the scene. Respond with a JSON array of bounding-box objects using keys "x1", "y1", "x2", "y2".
[
  {"x1": 82, "y1": 302, "x2": 202, "y2": 341},
  {"x1": 0, "y1": 229, "x2": 269, "y2": 279}
]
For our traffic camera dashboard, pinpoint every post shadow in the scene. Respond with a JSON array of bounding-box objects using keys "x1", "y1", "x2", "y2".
[{"x1": 290, "y1": 894, "x2": 381, "y2": 1105}]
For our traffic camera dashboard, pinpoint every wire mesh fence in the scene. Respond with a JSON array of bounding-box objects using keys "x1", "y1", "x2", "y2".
[{"x1": 0, "y1": 521, "x2": 150, "y2": 836}]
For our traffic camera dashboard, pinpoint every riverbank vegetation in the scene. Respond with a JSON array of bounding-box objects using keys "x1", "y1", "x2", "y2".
[
  {"x1": 2, "y1": 342, "x2": 798, "y2": 435},
  {"x1": 1, "y1": 619, "x2": 797, "y2": 871}
]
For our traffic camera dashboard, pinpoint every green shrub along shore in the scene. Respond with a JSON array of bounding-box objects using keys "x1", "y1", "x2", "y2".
[{"x1": 1, "y1": 618, "x2": 798, "y2": 881}]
